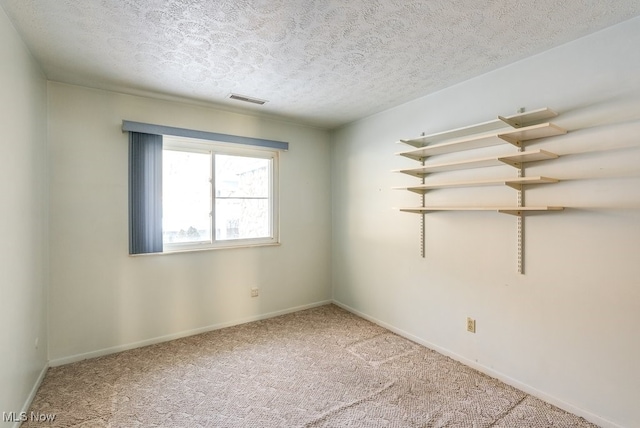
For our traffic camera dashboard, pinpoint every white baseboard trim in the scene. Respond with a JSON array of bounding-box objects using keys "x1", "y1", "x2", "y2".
[
  {"x1": 13, "y1": 363, "x2": 49, "y2": 428},
  {"x1": 332, "y1": 300, "x2": 623, "y2": 428},
  {"x1": 49, "y1": 300, "x2": 332, "y2": 367}
]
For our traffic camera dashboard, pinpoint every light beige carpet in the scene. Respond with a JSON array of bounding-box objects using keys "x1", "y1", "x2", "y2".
[{"x1": 24, "y1": 305, "x2": 598, "y2": 427}]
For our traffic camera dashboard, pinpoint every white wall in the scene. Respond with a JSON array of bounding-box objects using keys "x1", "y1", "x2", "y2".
[
  {"x1": 0, "y1": 7, "x2": 48, "y2": 426},
  {"x1": 47, "y1": 83, "x2": 332, "y2": 363},
  {"x1": 332, "y1": 17, "x2": 640, "y2": 428}
]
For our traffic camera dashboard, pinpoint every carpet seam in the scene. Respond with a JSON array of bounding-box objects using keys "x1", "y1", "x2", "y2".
[
  {"x1": 487, "y1": 394, "x2": 528, "y2": 427},
  {"x1": 302, "y1": 378, "x2": 397, "y2": 427}
]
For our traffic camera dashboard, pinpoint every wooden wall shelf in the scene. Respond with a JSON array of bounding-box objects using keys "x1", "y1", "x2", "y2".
[
  {"x1": 393, "y1": 107, "x2": 566, "y2": 273},
  {"x1": 398, "y1": 123, "x2": 566, "y2": 161},
  {"x1": 398, "y1": 107, "x2": 559, "y2": 148},
  {"x1": 394, "y1": 149, "x2": 558, "y2": 177},
  {"x1": 398, "y1": 176, "x2": 559, "y2": 193},
  {"x1": 398, "y1": 206, "x2": 564, "y2": 215}
]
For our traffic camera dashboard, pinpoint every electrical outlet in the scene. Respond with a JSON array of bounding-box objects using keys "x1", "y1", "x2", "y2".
[
  {"x1": 251, "y1": 287, "x2": 259, "y2": 298},
  {"x1": 466, "y1": 317, "x2": 476, "y2": 333}
]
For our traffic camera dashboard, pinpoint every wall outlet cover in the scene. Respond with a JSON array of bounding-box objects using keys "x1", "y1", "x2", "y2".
[{"x1": 466, "y1": 317, "x2": 476, "y2": 333}]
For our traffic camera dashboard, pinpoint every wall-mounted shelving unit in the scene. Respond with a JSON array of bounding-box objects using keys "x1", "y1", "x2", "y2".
[
  {"x1": 399, "y1": 123, "x2": 565, "y2": 160},
  {"x1": 393, "y1": 149, "x2": 558, "y2": 177},
  {"x1": 394, "y1": 107, "x2": 567, "y2": 273},
  {"x1": 399, "y1": 206, "x2": 564, "y2": 215},
  {"x1": 397, "y1": 175, "x2": 558, "y2": 193}
]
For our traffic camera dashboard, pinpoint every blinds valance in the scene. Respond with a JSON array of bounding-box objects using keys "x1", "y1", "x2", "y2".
[{"x1": 122, "y1": 121, "x2": 289, "y2": 151}]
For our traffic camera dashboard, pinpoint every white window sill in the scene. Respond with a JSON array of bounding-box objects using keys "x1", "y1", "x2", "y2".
[{"x1": 130, "y1": 241, "x2": 281, "y2": 256}]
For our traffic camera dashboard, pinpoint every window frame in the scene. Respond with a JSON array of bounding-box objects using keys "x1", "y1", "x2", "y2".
[{"x1": 162, "y1": 135, "x2": 280, "y2": 253}]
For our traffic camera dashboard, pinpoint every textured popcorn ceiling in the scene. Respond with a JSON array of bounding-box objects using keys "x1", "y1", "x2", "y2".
[{"x1": 2, "y1": 1, "x2": 639, "y2": 128}]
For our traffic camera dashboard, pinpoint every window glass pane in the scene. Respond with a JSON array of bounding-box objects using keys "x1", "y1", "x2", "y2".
[
  {"x1": 215, "y1": 199, "x2": 270, "y2": 240},
  {"x1": 215, "y1": 155, "x2": 270, "y2": 240},
  {"x1": 162, "y1": 150, "x2": 211, "y2": 244},
  {"x1": 216, "y1": 155, "x2": 269, "y2": 198}
]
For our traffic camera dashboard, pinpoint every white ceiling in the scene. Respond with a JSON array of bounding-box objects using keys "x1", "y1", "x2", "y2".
[{"x1": 2, "y1": 1, "x2": 639, "y2": 129}]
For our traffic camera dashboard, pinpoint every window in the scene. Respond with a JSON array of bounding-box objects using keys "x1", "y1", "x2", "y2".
[
  {"x1": 161, "y1": 136, "x2": 278, "y2": 252},
  {"x1": 126, "y1": 122, "x2": 287, "y2": 255}
]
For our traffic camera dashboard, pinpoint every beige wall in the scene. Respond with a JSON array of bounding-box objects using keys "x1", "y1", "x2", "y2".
[
  {"x1": 47, "y1": 83, "x2": 332, "y2": 363},
  {"x1": 331, "y1": 17, "x2": 640, "y2": 428},
  {"x1": 0, "y1": 7, "x2": 48, "y2": 425}
]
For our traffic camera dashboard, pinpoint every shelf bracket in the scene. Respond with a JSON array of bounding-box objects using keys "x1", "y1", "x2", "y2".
[
  {"x1": 498, "y1": 115, "x2": 523, "y2": 128},
  {"x1": 498, "y1": 209, "x2": 525, "y2": 216},
  {"x1": 497, "y1": 134, "x2": 522, "y2": 147},
  {"x1": 498, "y1": 158, "x2": 522, "y2": 168},
  {"x1": 401, "y1": 208, "x2": 427, "y2": 214},
  {"x1": 407, "y1": 188, "x2": 428, "y2": 195},
  {"x1": 505, "y1": 183, "x2": 524, "y2": 191},
  {"x1": 399, "y1": 139, "x2": 425, "y2": 149}
]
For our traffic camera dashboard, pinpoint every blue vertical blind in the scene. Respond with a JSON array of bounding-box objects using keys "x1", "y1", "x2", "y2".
[{"x1": 129, "y1": 132, "x2": 163, "y2": 254}]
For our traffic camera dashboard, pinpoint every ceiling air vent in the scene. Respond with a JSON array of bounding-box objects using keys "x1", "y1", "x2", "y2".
[{"x1": 228, "y1": 93, "x2": 268, "y2": 105}]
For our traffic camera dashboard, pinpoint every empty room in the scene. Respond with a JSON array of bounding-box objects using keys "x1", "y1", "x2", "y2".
[{"x1": 1, "y1": 1, "x2": 639, "y2": 427}]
